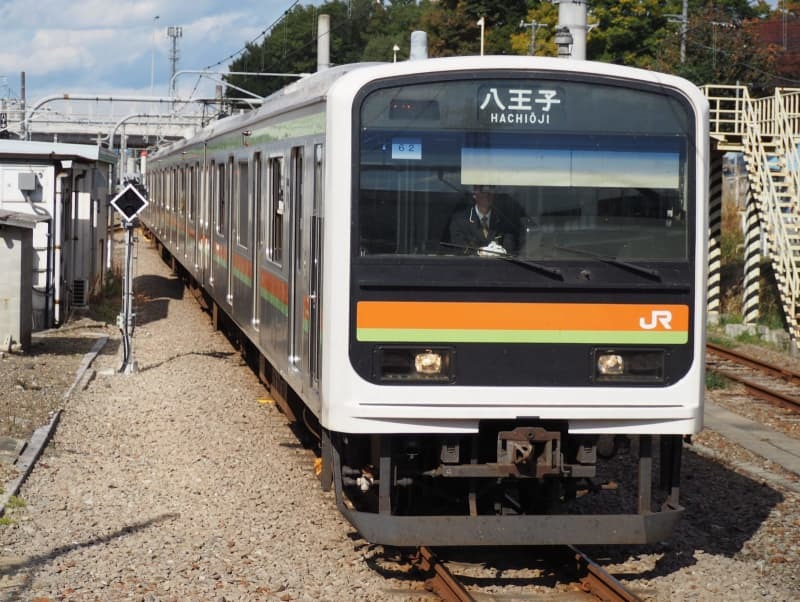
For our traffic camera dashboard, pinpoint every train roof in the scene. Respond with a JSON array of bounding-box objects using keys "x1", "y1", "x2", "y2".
[
  {"x1": 152, "y1": 56, "x2": 705, "y2": 159},
  {"x1": 153, "y1": 63, "x2": 379, "y2": 157}
]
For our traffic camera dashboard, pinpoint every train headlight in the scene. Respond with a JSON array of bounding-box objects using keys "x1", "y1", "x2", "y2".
[
  {"x1": 415, "y1": 350, "x2": 443, "y2": 374},
  {"x1": 597, "y1": 353, "x2": 625, "y2": 375},
  {"x1": 594, "y1": 349, "x2": 666, "y2": 383},
  {"x1": 375, "y1": 347, "x2": 454, "y2": 382}
]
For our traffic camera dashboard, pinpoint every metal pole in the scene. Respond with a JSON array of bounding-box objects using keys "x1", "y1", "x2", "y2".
[
  {"x1": 520, "y1": 20, "x2": 547, "y2": 56},
  {"x1": 681, "y1": 0, "x2": 687, "y2": 63},
  {"x1": 150, "y1": 15, "x2": 160, "y2": 95},
  {"x1": 20, "y1": 71, "x2": 25, "y2": 140},
  {"x1": 118, "y1": 222, "x2": 137, "y2": 374}
]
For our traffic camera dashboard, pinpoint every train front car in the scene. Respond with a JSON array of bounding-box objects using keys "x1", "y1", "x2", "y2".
[{"x1": 322, "y1": 57, "x2": 708, "y2": 547}]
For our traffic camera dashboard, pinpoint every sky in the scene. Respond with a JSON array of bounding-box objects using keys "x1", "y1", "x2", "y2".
[
  {"x1": 0, "y1": 0, "x2": 310, "y2": 104},
  {"x1": 0, "y1": 0, "x2": 785, "y2": 106}
]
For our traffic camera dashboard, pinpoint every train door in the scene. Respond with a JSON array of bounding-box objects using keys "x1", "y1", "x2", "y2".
[
  {"x1": 205, "y1": 161, "x2": 216, "y2": 289},
  {"x1": 308, "y1": 143, "x2": 324, "y2": 391},
  {"x1": 232, "y1": 157, "x2": 253, "y2": 329},
  {"x1": 225, "y1": 156, "x2": 234, "y2": 305},
  {"x1": 177, "y1": 166, "x2": 185, "y2": 257},
  {"x1": 186, "y1": 164, "x2": 198, "y2": 272},
  {"x1": 211, "y1": 160, "x2": 229, "y2": 298},
  {"x1": 252, "y1": 152, "x2": 263, "y2": 329},
  {"x1": 258, "y1": 154, "x2": 286, "y2": 363},
  {"x1": 288, "y1": 146, "x2": 305, "y2": 372}
]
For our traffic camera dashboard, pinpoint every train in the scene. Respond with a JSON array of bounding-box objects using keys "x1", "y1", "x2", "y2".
[{"x1": 142, "y1": 54, "x2": 708, "y2": 546}]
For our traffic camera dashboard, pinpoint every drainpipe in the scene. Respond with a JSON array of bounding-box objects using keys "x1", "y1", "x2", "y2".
[
  {"x1": 53, "y1": 169, "x2": 70, "y2": 325},
  {"x1": 74, "y1": 170, "x2": 87, "y2": 303}
]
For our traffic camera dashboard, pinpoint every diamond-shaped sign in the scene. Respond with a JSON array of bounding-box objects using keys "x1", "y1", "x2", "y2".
[{"x1": 110, "y1": 184, "x2": 148, "y2": 222}]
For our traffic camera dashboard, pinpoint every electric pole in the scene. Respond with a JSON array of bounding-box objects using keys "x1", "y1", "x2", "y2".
[
  {"x1": 167, "y1": 26, "x2": 183, "y2": 97},
  {"x1": 520, "y1": 19, "x2": 548, "y2": 56}
]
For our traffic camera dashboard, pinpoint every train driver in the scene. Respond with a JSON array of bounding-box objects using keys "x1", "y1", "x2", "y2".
[{"x1": 446, "y1": 185, "x2": 519, "y2": 256}]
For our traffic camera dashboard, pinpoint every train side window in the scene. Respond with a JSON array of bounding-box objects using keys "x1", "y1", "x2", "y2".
[
  {"x1": 188, "y1": 163, "x2": 198, "y2": 221},
  {"x1": 268, "y1": 156, "x2": 284, "y2": 265},
  {"x1": 187, "y1": 165, "x2": 194, "y2": 221},
  {"x1": 236, "y1": 160, "x2": 250, "y2": 249},
  {"x1": 209, "y1": 161, "x2": 216, "y2": 230},
  {"x1": 170, "y1": 169, "x2": 176, "y2": 212},
  {"x1": 178, "y1": 167, "x2": 186, "y2": 216},
  {"x1": 216, "y1": 162, "x2": 226, "y2": 235}
]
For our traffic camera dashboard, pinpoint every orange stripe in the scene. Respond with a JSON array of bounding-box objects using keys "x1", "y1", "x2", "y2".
[
  {"x1": 232, "y1": 251, "x2": 252, "y2": 275},
  {"x1": 357, "y1": 302, "x2": 689, "y2": 332},
  {"x1": 260, "y1": 270, "x2": 289, "y2": 304}
]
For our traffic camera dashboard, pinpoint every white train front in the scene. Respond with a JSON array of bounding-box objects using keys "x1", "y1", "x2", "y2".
[{"x1": 144, "y1": 55, "x2": 708, "y2": 546}]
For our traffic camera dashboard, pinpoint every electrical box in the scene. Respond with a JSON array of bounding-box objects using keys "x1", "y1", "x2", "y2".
[{"x1": 18, "y1": 172, "x2": 37, "y2": 192}]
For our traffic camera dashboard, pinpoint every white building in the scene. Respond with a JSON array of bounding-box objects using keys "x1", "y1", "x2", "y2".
[{"x1": 0, "y1": 140, "x2": 115, "y2": 333}]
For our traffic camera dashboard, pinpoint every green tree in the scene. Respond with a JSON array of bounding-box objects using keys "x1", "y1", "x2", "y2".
[
  {"x1": 662, "y1": 5, "x2": 777, "y2": 93},
  {"x1": 511, "y1": 2, "x2": 559, "y2": 57},
  {"x1": 420, "y1": 0, "x2": 529, "y2": 57},
  {"x1": 226, "y1": 0, "x2": 379, "y2": 98},
  {"x1": 362, "y1": 0, "x2": 423, "y2": 62}
]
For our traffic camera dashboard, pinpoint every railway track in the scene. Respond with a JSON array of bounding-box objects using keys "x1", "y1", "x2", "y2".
[
  {"x1": 407, "y1": 545, "x2": 641, "y2": 601},
  {"x1": 706, "y1": 342, "x2": 800, "y2": 413}
]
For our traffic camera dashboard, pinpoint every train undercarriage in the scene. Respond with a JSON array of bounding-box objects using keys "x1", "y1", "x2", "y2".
[{"x1": 323, "y1": 425, "x2": 684, "y2": 546}]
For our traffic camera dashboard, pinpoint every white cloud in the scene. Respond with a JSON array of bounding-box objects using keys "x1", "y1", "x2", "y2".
[{"x1": 0, "y1": 0, "x2": 311, "y2": 101}]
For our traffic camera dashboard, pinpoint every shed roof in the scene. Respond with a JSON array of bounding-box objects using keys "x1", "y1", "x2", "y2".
[
  {"x1": 0, "y1": 140, "x2": 116, "y2": 165},
  {"x1": 0, "y1": 209, "x2": 50, "y2": 229}
]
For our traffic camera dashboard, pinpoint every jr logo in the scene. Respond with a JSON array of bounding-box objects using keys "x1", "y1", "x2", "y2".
[{"x1": 639, "y1": 310, "x2": 673, "y2": 330}]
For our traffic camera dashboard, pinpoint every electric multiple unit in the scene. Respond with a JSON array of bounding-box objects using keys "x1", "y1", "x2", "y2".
[{"x1": 144, "y1": 55, "x2": 708, "y2": 546}]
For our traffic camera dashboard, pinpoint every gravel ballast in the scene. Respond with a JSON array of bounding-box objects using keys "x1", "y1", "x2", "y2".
[{"x1": 1, "y1": 234, "x2": 798, "y2": 600}]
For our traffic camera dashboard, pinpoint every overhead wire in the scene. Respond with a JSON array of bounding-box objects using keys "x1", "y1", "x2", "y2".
[{"x1": 177, "y1": 0, "x2": 307, "y2": 115}]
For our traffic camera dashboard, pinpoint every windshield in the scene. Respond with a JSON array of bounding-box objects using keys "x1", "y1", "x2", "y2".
[{"x1": 356, "y1": 77, "x2": 693, "y2": 261}]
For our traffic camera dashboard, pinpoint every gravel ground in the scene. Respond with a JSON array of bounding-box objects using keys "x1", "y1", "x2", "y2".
[{"x1": 1, "y1": 234, "x2": 799, "y2": 600}]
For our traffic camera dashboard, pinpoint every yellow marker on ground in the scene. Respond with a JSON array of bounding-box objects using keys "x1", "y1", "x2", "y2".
[{"x1": 257, "y1": 398, "x2": 274, "y2": 405}]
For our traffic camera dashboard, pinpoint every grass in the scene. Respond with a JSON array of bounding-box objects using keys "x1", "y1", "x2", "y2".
[
  {"x1": 735, "y1": 331, "x2": 765, "y2": 345},
  {"x1": 88, "y1": 269, "x2": 123, "y2": 325},
  {"x1": 706, "y1": 371, "x2": 730, "y2": 390},
  {"x1": 6, "y1": 495, "x2": 26, "y2": 509},
  {"x1": 0, "y1": 496, "x2": 25, "y2": 527},
  {"x1": 707, "y1": 334, "x2": 734, "y2": 348}
]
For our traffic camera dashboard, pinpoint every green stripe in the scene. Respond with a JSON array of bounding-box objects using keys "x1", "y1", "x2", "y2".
[
  {"x1": 232, "y1": 267, "x2": 252, "y2": 287},
  {"x1": 356, "y1": 328, "x2": 688, "y2": 344},
  {"x1": 206, "y1": 112, "x2": 325, "y2": 154},
  {"x1": 260, "y1": 289, "x2": 288, "y2": 316}
]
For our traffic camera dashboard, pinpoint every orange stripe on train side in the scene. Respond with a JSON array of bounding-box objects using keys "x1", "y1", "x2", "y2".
[{"x1": 357, "y1": 302, "x2": 689, "y2": 332}]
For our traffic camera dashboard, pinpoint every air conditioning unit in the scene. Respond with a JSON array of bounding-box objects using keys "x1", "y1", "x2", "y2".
[{"x1": 72, "y1": 279, "x2": 89, "y2": 307}]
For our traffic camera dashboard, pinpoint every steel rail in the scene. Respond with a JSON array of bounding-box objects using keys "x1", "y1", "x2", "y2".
[
  {"x1": 571, "y1": 546, "x2": 642, "y2": 602},
  {"x1": 706, "y1": 344, "x2": 800, "y2": 413},
  {"x1": 707, "y1": 342, "x2": 800, "y2": 385},
  {"x1": 412, "y1": 546, "x2": 475, "y2": 602}
]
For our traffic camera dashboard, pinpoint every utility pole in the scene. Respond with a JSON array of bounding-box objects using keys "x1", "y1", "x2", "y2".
[
  {"x1": 666, "y1": 0, "x2": 688, "y2": 63},
  {"x1": 167, "y1": 26, "x2": 183, "y2": 97},
  {"x1": 710, "y1": 21, "x2": 734, "y2": 71},
  {"x1": 520, "y1": 19, "x2": 548, "y2": 56},
  {"x1": 150, "y1": 15, "x2": 160, "y2": 95}
]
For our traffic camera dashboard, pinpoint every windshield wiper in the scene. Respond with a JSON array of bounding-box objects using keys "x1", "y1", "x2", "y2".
[
  {"x1": 554, "y1": 245, "x2": 662, "y2": 282},
  {"x1": 440, "y1": 242, "x2": 564, "y2": 281}
]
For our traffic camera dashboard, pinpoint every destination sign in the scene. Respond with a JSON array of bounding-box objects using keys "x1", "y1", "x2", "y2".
[{"x1": 477, "y1": 85, "x2": 563, "y2": 127}]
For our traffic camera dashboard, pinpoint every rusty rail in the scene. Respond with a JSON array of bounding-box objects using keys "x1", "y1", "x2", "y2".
[
  {"x1": 706, "y1": 343, "x2": 800, "y2": 413},
  {"x1": 411, "y1": 546, "x2": 475, "y2": 602},
  {"x1": 571, "y1": 546, "x2": 642, "y2": 602}
]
